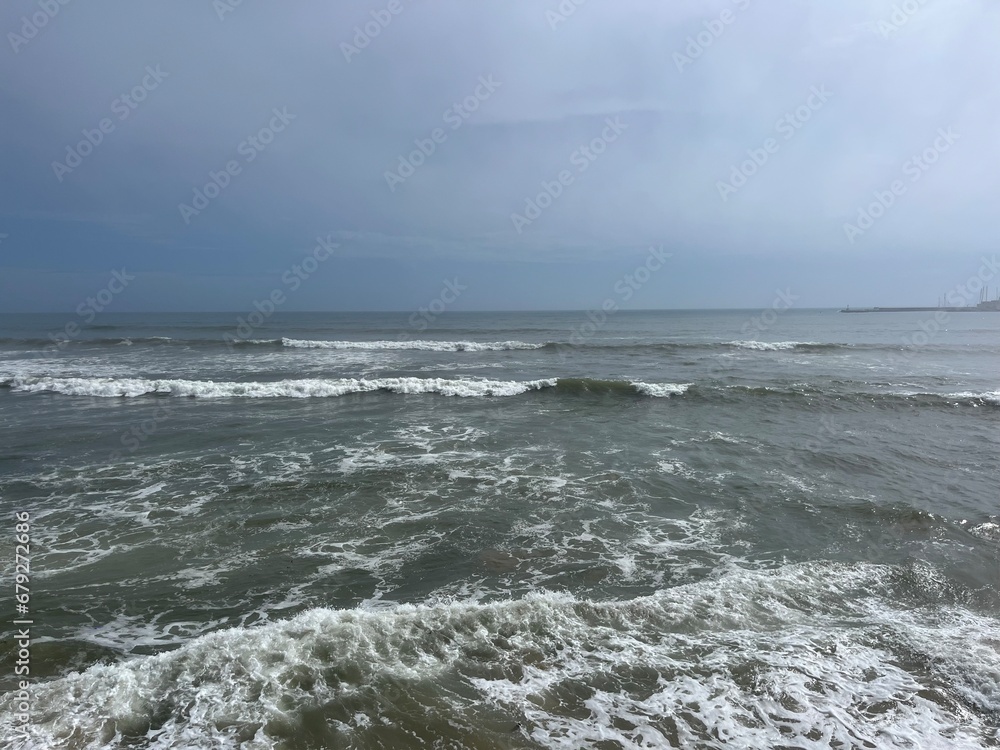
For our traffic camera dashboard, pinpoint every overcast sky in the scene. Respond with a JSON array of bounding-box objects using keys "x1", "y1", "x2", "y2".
[{"x1": 1, "y1": 0, "x2": 998, "y2": 312}]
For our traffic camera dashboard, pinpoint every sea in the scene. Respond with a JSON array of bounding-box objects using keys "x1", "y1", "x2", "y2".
[{"x1": 0, "y1": 309, "x2": 998, "y2": 749}]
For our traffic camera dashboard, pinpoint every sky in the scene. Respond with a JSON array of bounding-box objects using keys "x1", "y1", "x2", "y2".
[{"x1": 1, "y1": 0, "x2": 998, "y2": 312}]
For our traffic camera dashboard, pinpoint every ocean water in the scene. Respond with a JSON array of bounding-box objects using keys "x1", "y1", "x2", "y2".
[{"x1": 0, "y1": 309, "x2": 998, "y2": 749}]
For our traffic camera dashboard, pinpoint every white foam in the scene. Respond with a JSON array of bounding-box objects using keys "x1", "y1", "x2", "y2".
[
  {"x1": 889, "y1": 390, "x2": 1000, "y2": 406},
  {"x1": 0, "y1": 359, "x2": 134, "y2": 380},
  {"x1": 632, "y1": 381, "x2": 691, "y2": 397},
  {"x1": 3, "y1": 562, "x2": 997, "y2": 749},
  {"x1": 127, "y1": 483, "x2": 166, "y2": 501},
  {"x1": 969, "y1": 521, "x2": 999, "y2": 541},
  {"x1": 7, "y1": 375, "x2": 559, "y2": 399},
  {"x1": 657, "y1": 459, "x2": 697, "y2": 478},
  {"x1": 944, "y1": 390, "x2": 1000, "y2": 405},
  {"x1": 704, "y1": 431, "x2": 745, "y2": 444},
  {"x1": 75, "y1": 611, "x2": 235, "y2": 654},
  {"x1": 281, "y1": 337, "x2": 544, "y2": 351},
  {"x1": 8, "y1": 376, "x2": 697, "y2": 400},
  {"x1": 727, "y1": 340, "x2": 807, "y2": 351}
]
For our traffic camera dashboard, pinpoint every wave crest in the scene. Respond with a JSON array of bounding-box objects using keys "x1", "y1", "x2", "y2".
[
  {"x1": 726, "y1": 340, "x2": 830, "y2": 351},
  {"x1": 280, "y1": 338, "x2": 544, "y2": 351},
  {"x1": 4, "y1": 376, "x2": 558, "y2": 399},
  {"x1": 5, "y1": 375, "x2": 998, "y2": 407},
  {"x1": 2, "y1": 375, "x2": 694, "y2": 400}
]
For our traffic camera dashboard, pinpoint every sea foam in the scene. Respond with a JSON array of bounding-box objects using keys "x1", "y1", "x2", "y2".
[
  {"x1": 4, "y1": 376, "x2": 693, "y2": 399},
  {"x1": 280, "y1": 338, "x2": 544, "y2": 351},
  {"x1": 3, "y1": 561, "x2": 996, "y2": 749}
]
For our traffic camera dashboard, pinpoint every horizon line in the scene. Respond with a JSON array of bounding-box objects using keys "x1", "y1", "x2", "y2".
[{"x1": 0, "y1": 307, "x2": 847, "y2": 315}]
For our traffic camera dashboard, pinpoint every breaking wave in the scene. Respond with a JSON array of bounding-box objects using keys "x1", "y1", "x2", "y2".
[
  {"x1": 280, "y1": 338, "x2": 545, "y2": 351},
  {"x1": 726, "y1": 340, "x2": 827, "y2": 351},
  {"x1": 4, "y1": 375, "x2": 1000, "y2": 408},
  {"x1": 2, "y1": 375, "x2": 560, "y2": 399},
  {"x1": 5, "y1": 337, "x2": 988, "y2": 356},
  {"x1": 0, "y1": 375, "x2": 690, "y2": 400},
  {"x1": 2, "y1": 561, "x2": 997, "y2": 749}
]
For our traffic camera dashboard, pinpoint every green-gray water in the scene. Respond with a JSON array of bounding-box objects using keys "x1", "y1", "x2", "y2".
[{"x1": 1, "y1": 311, "x2": 998, "y2": 748}]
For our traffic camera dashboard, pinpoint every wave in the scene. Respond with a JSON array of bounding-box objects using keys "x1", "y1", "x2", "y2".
[
  {"x1": 702, "y1": 385, "x2": 1000, "y2": 409},
  {"x1": 4, "y1": 336, "x2": 990, "y2": 356},
  {"x1": 0, "y1": 336, "x2": 247, "y2": 350},
  {"x1": 2, "y1": 375, "x2": 559, "y2": 398},
  {"x1": 4, "y1": 374, "x2": 998, "y2": 408},
  {"x1": 941, "y1": 390, "x2": 1000, "y2": 405},
  {"x1": 1, "y1": 375, "x2": 691, "y2": 399},
  {"x1": 280, "y1": 338, "x2": 544, "y2": 351},
  {"x1": 726, "y1": 339, "x2": 833, "y2": 351},
  {"x1": 675, "y1": 382, "x2": 1000, "y2": 409},
  {"x1": 3, "y1": 561, "x2": 997, "y2": 749},
  {"x1": 0, "y1": 337, "x2": 545, "y2": 350},
  {"x1": 551, "y1": 377, "x2": 690, "y2": 397},
  {"x1": 262, "y1": 338, "x2": 829, "y2": 353},
  {"x1": 275, "y1": 339, "x2": 935, "y2": 354}
]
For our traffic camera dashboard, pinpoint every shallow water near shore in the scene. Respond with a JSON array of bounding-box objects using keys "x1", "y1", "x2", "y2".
[{"x1": 1, "y1": 310, "x2": 998, "y2": 748}]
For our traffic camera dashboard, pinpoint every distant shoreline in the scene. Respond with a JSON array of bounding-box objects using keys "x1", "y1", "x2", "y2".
[{"x1": 840, "y1": 306, "x2": 1000, "y2": 313}]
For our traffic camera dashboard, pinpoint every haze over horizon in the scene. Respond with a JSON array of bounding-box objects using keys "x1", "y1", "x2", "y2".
[{"x1": 2, "y1": 0, "x2": 998, "y2": 313}]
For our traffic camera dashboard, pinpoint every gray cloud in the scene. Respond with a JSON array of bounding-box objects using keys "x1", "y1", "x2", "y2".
[{"x1": 2, "y1": 0, "x2": 998, "y2": 310}]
